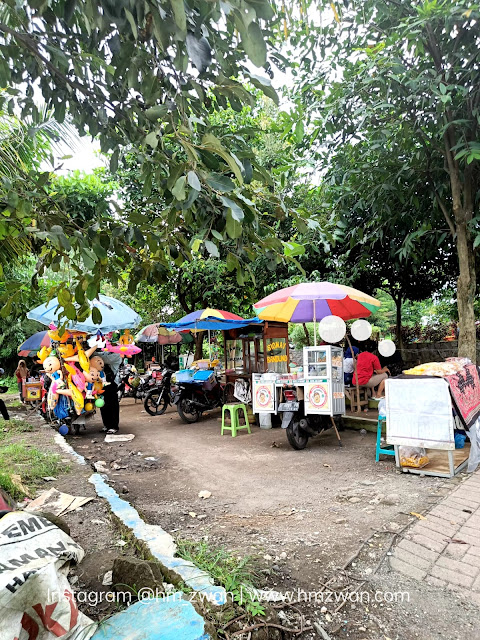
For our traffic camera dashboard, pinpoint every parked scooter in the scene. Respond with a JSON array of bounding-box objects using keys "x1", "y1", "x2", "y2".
[
  {"x1": 173, "y1": 373, "x2": 234, "y2": 424},
  {"x1": 117, "y1": 364, "x2": 155, "y2": 402},
  {"x1": 144, "y1": 368, "x2": 176, "y2": 416}
]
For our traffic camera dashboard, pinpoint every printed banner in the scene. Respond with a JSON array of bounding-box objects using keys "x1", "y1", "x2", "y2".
[
  {"x1": 305, "y1": 382, "x2": 330, "y2": 414},
  {"x1": 253, "y1": 381, "x2": 275, "y2": 413}
]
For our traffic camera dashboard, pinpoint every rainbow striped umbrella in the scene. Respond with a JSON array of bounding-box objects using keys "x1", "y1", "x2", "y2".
[
  {"x1": 178, "y1": 308, "x2": 243, "y2": 323},
  {"x1": 254, "y1": 283, "x2": 380, "y2": 344}
]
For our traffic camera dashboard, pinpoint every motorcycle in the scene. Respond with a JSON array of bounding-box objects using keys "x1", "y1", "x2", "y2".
[
  {"x1": 278, "y1": 387, "x2": 344, "y2": 450},
  {"x1": 173, "y1": 372, "x2": 234, "y2": 424},
  {"x1": 117, "y1": 364, "x2": 155, "y2": 402},
  {"x1": 144, "y1": 368, "x2": 176, "y2": 416}
]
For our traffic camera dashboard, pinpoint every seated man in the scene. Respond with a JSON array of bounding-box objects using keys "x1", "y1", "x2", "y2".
[{"x1": 353, "y1": 346, "x2": 390, "y2": 400}]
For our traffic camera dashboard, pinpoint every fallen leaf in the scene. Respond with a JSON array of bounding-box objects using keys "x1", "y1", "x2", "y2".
[
  {"x1": 409, "y1": 512, "x2": 426, "y2": 520},
  {"x1": 11, "y1": 474, "x2": 32, "y2": 498},
  {"x1": 323, "y1": 463, "x2": 331, "y2": 468},
  {"x1": 188, "y1": 512, "x2": 197, "y2": 518},
  {"x1": 198, "y1": 490, "x2": 212, "y2": 499},
  {"x1": 444, "y1": 538, "x2": 468, "y2": 544}
]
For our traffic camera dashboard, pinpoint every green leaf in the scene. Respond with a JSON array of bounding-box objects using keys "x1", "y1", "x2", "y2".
[
  {"x1": 86, "y1": 282, "x2": 98, "y2": 300},
  {"x1": 226, "y1": 210, "x2": 242, "y2": 239},
  {"x1": 57, "y1": 288, "x2": 72, "y2": 306},
  {"x1": 220, "y1": 196, "x2": 244, "y2": 222},
  {"x1": 473, "y1": 235, "x2": 480, "y2": 249},
  {"x1": 124, "y1": 9, "x2": 138, "y2": 40},
  {"x1": 64, "y1": 303, "x2": 77, "y2": 321},
  {"x1": 283, "y1": 241, "x2": 305, "y2": 257},
  {"x1": 242, "y1": 22, "x2": 267, "y2": 67},
  {"x1": 295, "y1": 120, "x2": 304, "y2": 143},
  {"x1": 206, "y1": 174, "x2": 235, "y2": 192},
  {"x1": 211, "y1": 229, "x2": 223, "y2": 241},
  {"x1": 204, "y1": 240, "x2": 219, "y2": 257},
  {"x1": 187, "y1": 171, "x2": 201, "y2": 191},
  {"x1": 145, "y1": 131, "x2": 158, "y2": 149},
  {"x1": 226, "y1": 252, "x2": 238, "y2": 272},
  {"x1": 170, "y1": 0, "x2": 187, "y2": 33},
  {"x1": 172, "y1": 176, "x2": 187, "y2": 201},
  {"x1": 145, "y1": 105, "x2": 169, "y2": 122},
  {"x1": 92, "y1": 306, "x2": 102, "y2": 325}
]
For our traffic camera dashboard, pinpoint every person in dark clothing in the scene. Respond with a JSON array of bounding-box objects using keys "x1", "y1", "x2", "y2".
[
  {"x1": 0, "y1": 368, "x2": 9, "y2": 420},
  {"x1": 100, "y1": 364, "x2": 120, "y2": 434}
]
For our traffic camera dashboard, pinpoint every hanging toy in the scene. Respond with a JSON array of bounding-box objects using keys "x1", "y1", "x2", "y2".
[
  {"x1": 37, "y1": 346, "x2": 52, "y2": 363},
  {"x1": 67, "y1": 374, "x2": 85, "y2": 415},
  {"x1": 42, "y1": 355, "x2": 64, "y2": 411},
  {"x1": 57, "y1": 343, "x2": 76, "y2": 359},
  {"x1": 118, "y1": 329, "x2": 134, "y2": 345},
  {"x1": 64, "y1": 363, "x2": 86, "y2": 392},
  {"x1": 84, "y1": 367, "x2": 102, "y2": 399},
  {"x1": 104, "y1": 340, "x2": 141, "y2": 358}
]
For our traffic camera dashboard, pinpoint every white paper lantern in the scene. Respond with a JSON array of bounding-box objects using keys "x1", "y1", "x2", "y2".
[
  {"x1": 378, "y1": 339, "x2": 396, "y2": 357},
  {"x1": 350, "y1": 319, "x2": 372, "y2": 342},
  {"x1": 319, "y1": 316, "x2": 346, "y2": 344}
]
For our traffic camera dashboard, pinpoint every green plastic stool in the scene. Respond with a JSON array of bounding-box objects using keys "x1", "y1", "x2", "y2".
[{"x1": 221, "y1": 404, "x2": 251, "y2": 437}]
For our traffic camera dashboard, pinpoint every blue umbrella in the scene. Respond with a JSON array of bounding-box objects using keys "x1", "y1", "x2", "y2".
[{"x1": 27, "y1": 294, "x2": 142, "y2": 334}]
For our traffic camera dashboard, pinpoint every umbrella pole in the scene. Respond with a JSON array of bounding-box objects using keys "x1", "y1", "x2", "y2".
[
  {"x1": 208, "y1": 329, "x2": 211, "y2": 361},
  {"x1": 313, "y1": 300, "x2": 317, "y2": 347},
  {"x1": 346, "y1": 334, "x2": 361, "y2": 414}
]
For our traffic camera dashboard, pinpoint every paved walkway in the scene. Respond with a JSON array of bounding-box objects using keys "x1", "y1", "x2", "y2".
[{"x1": 391, "y1": 471, "x2": 480, "y2": 604}]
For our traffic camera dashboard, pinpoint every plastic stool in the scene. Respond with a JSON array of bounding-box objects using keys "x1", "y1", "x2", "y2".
[
  {"x1": 221, "y1": 404, "x2": 251, "y2": 437},
  {"x1": 376, "y1": 417, "x2": 395, "y2": 461}
]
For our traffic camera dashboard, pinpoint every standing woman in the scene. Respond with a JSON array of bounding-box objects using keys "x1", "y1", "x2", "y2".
[
  {"x1": 15, "y1": 360, "x2": 29, "y2": 404},
  {"x1": 98, "y1": 353, "x2": 122, "y2": 435}
]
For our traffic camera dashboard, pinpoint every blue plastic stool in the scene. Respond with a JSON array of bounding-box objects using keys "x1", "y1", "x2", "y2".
[{"x1": 375, "y1": 417, "x2": 395, "y2": 461}]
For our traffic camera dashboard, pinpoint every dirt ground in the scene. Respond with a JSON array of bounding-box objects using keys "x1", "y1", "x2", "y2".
[
  {"x1": 8, "y1": 397, "x2": 480, "y2": 639},
  {"x1": 59, "y1": 399, "x2": 480, "y2": 640}
]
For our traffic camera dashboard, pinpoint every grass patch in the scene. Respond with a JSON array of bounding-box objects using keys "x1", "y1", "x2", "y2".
[
  {"x1": 176, "y1": 539, "x2": 265, "y2": 617},
  {"x1": 0, "y1": 440, "x2": 65, "y2": 499},
  {"x1": 1, "y1": 375, "x2": 20, "y2": 394},
  {"x1": 0, "y1": 418, "x2": 35, "y2": 441}
]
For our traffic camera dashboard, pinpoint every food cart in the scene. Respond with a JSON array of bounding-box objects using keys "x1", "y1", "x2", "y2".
[
  {"x1": 223, "y1": 320, "x2": 290, "y2": 383},
  {"x1": 252, "y1": 345, "x2": 345, "y2": 450}
]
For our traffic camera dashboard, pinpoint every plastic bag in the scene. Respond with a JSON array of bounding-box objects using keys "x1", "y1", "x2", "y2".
[
  {"x1": 378, "y1": 398, "x2": 386, "y2": 419},
  {"x1": 399, "y1": 446, "x2": 430, "y2": 468}
]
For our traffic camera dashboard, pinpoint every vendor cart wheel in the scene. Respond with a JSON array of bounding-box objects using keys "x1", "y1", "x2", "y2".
[
  {"x1": 286, "y1": 424, "x2": 309, "y2": 450},
  {"x1": 177, "y1": 397, "x2": 200, "y2": 424},
  {"x1": 144, "y1": 391, "x2": 168, "y2": 416}
]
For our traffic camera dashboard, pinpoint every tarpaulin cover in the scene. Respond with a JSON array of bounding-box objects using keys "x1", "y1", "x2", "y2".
[{"x1": 162, "y1": 317, "x2": 263, "y2": 332}]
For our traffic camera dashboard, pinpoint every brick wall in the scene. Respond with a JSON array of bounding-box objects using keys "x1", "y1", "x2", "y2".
[{"x1": 401, "y1": 340, "x2": 480, "y2": 368}]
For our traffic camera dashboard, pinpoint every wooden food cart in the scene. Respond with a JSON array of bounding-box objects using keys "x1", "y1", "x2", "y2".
[{"x1": 223, "y1": 320, "x2": 290, "y2": 385}]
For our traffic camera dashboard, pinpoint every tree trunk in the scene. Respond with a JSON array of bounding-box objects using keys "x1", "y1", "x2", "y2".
[
  {"x1": 194, "y1": 332, "x2": 204, "y2": 360},
  {"x1": 395, "y1": 295, "x2": 404, "y2": 357},
  {"x1": 302, "y1": 323, "x2": 311, "y2": 346},
  {"x1": 456, "y1": 220, "x2": 477, "y2": 362}
]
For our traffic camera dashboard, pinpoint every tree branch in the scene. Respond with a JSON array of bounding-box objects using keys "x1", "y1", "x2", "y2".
[{"x1": 435, "y1": 191, "x2": 456, "y2": 237}]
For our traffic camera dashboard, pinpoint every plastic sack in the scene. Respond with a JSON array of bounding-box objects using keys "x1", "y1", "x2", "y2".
[
  {"x1": 399, "y1": 446, "x2": 430, "y2": 468},
  {"x1": 467, "y1": 417, "x2": 480, "y2": 473}
]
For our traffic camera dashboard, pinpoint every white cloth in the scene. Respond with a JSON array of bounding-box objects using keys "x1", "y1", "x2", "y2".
[
  {"x1": 344, "y1": 358, "x2": 354, "y2": 374},
  {"x1": 234, "y1": 379, "x2": 251, "y2": 404}
]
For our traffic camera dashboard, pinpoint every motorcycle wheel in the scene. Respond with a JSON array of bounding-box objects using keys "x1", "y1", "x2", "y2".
[
  {"x1": 177, "y1": 397, "x2": 200, "y2": 424},
  {"x1": 144, "y1": 390, "x2": 168, "y2": 416},
  {"x1": 286, "y1": 423, "x2": 309, "y2": 450},
  {"x1": 222, "y1": 382, "x2": 236, "y2": 404}
]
